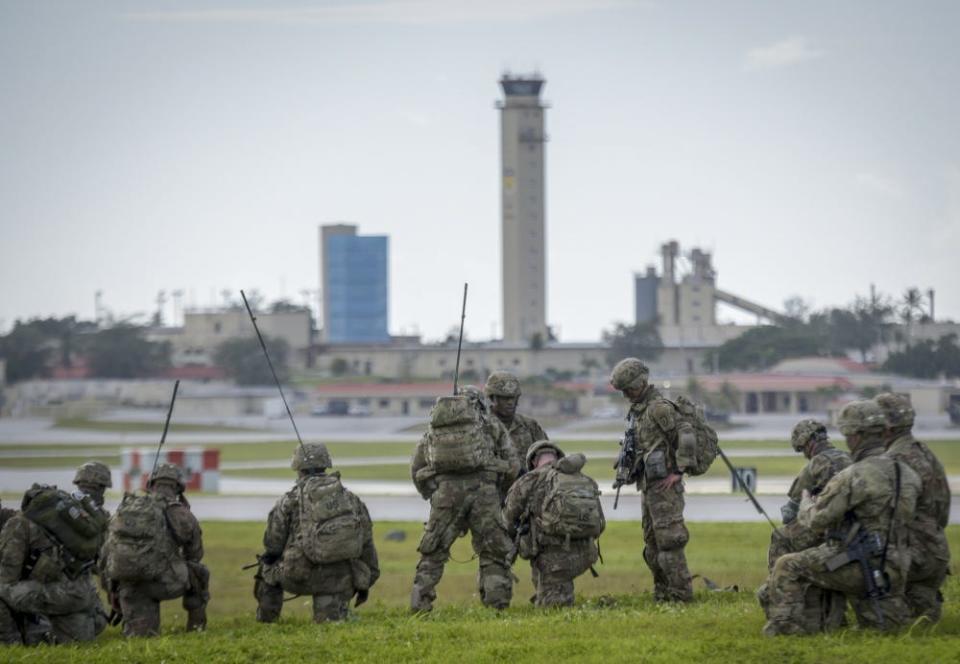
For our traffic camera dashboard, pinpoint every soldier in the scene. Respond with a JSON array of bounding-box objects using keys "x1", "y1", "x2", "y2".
[
  {"x1": 484, "y1": 371, "x2": 549, "y2": 467},
  {"x1": 73, "y1": 462, "x2": 112, "y2": 511},
  {"x1": 757, "y1": 420, "x2": 850, "y2": 630},
  {"x1": 609, "y1": 358, "x2": 692, "y2": 602},
  {"x1": 0, "y1": 485, "x2": 107, "y2": 645},
  {"x1": 102, "y1": 463, "x2": 209, "y2": 637},
  {"x1": 502, "y1": 441, "x2": 604, "y2": 607},
  {"x1": 255, "y1": 443, "x2": 380, "y2": 623},
  {"x1": 410, "y1": 386, "x2": 520, "y2": 612},
  {"x1": 763, "y1": 400, "x2": 921, "y2": 636},
  {"x1": 875, "y1": 392, "x2": 951, "y2": 622}
]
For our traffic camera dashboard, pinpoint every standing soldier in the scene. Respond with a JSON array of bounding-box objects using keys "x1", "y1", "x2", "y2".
[
  {"x1": 102, "y1": 464, "x2": 209, "y2": 637},
  {"x1": 502, "y1": 441, "x2": 604, "y2": 607},
  {"x1": 0, "y1": 484, "x2": 108, "y2": 645},
  {"x1": 609, "y1": 358, "x2": 693, "y2": 603},
  {"x1": 875, "y1": 392, "x2": 951, "y2": 622},
  {"x1": 410, "y1": 387, "x2": 519, "y2": 612},
  {"x1": 763, "y1": 401, "x2": 921, "y2": 635},
  {"x1": 758, "y1": 420, "x2": 850, "y2": 630},
  {"x1": 255, "y1": 443, "x2": 380, "y2": 623},
  {"x1": 484, "y1": 371, "x2": 549, "y2": 467}
]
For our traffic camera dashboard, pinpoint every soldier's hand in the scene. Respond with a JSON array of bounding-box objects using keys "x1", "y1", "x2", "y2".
[
  {"x1": 780, "y1": 499, "x2": 800, "y2": 524},
  {"x1": 655, "y1": 472, "x2": 683, "y2": 491},
  {"x1": 355, "y1": 589, "x2": 369, "y2": 607}
]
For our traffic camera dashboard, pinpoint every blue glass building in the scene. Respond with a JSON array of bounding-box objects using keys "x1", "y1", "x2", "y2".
[{"x1": 320, "y1": 225, "x2": 389, "y2": 343}]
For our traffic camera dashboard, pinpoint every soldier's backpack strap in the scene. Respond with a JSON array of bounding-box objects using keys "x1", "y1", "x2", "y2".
[{"x1": 879, "y1": 461, "x2": 902, "y2": 580}]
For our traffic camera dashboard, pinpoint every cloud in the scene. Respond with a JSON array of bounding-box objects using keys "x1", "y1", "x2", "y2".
[
  {"x1": 854, "y1": 172, "x2": 906, "y2": 198},
  {"x1": 126, "y1": 0, "x2": 637, "y2": 26},
  {"x1": 744, "y1": 36, "x2": 824, "y2": 71}
]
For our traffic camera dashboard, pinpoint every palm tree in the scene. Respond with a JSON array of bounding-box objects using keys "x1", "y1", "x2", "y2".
[{"x1": 901, "y1": 288, "x2": 925, "y2": 347}]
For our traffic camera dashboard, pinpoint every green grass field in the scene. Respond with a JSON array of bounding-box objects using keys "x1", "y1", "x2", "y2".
[{"x1": 3, "y1": 522, "x2": 959, "y2": 663}]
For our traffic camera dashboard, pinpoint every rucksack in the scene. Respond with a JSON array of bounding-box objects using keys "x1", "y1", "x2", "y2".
[
  {"x1": 538, "y1": 468, "x2": 605, "y2": 540},
  {"x1": 425, "y1": 396, "x2": 493, "y2": 474},
  {"x1": 669, "y1": 395, "x2": 719, "y2": 476},
  {"x1": 102, "y1": 493, "x2": 181, "y2": 583},
  {"x1": 295, "y1": 475, "x2": 365, "y2": 565},
  {"x1": 22, "y1": 486, "x2": 107, "y2": 567}
]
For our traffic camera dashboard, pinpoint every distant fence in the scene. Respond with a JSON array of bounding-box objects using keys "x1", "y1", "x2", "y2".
[{"x1": 122, "y1": 448, "x2": 220, "y2": 493}]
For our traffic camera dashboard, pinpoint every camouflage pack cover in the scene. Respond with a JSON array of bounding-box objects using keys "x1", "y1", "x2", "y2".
[
  {"x1": 102, "y1": 492, "x2": 185, "y2": 584},
  {"x1": 73, "y1": 461, "x2": 112, "y2": 488},
  {"x1": 538, "y1": 462, "x2": 605, "y2": 540},
  {"x1": 874, "y1": 392, "x2": 915, "y2": 430},
  {"x1": 791, "y1": 419, "x2": 827, "y2": 452},
  {"x1": 837, "y1": 400, "x2": 886, "y2": 436},
  {"x1": 22, "y1": 485, "x2": 107, "y2": 566},
  {"x1": 484, "y1": 371, "x2": 521, "y2": 397},
  {"x1": 525, "y1": 440, "x2": 564, "y2": 471},
  {"x1": 670, "y1": 395, "x2": 719, "y2": 476},
  {"x1": 609, "y1": 358, "x2": 649, "y2": 391},
  {"x1": 291, "y1": 443, "x2": 332, "y2": 471},
  {"x1": 293, "y1": 475, "x2": 364, "y2": 565},
  {"x1": 426, "y1": 396, "x2": 492, "y2": 473}
]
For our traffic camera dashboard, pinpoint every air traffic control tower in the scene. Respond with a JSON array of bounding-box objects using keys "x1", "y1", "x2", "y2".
[{"x1": 498, "y1": 74, "x2": 548, "y2": 344}]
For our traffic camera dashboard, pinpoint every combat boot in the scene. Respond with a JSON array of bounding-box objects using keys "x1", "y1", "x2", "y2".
[{"x1": 186, "y1": 606, "x2": 207, "y2": 631}]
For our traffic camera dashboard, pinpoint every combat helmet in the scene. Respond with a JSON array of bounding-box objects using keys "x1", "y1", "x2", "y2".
[
  {"x1": 525, "y1": 439, "x2": 565, "y2": 471},
  {"x1": 609, "y1": 358, "x2": 650, "y2": 391},
  {"x1": 485, "y1": 371, "x2": 521, "y2": 398},
  {"x1": 73, "y1": 461, "x2": 113, "y2": 488},
  {"x1": 790, "y1": 419, "x2": 827, "y2": 453},
  {"x1": 836, "y1": 400, "x2": 886, "y2": 437},
  {"x1": 291, "y1": 443, "x2": 332, "y2": 472},
  {"x1": 149, "y1": 463, "x2": 186, "y2": 491},
  {"x1": 873, "y1": 392, "x2": 915, "y2": 431}
]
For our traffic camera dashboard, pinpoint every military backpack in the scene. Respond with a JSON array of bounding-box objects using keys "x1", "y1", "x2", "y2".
[
  {"x1": 102, "y1": 492, "x2": 181, "y2": 583},
  {"x1": 538, "y1": 468, "x2": 605, "y2": 540},
  {"x1": 670, "y1": 395, "x2": 719, "y2": 476},
  {"x1": 22, "y1": 486, "x2": 107, "y2": 571},
  {"x1": 295, "y1": 475, "x2": 365, "y2": 565},
  {"x1": 425, "y1": 395, "x2": 493, "y2": 473}
]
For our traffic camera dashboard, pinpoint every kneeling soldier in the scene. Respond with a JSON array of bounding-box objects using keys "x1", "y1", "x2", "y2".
[
  {"x1": 502, "y1": 441, "x2": 605, "y2": 607},
  {"x1": 255, "y1": 443, "x2": 380, "y2": 623},
  {"x1": 763, "y1": 401, "x2": 921, "y2": 636}
]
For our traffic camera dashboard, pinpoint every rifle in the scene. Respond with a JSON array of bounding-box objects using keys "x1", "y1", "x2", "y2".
[
  {"x1": 150, "y1": 380, "x2": 180, "y2": 480},
  {"x1": 611, "y1": 428, "x2": 638, "y2": 510},
  {"x1": 452, "y1": 283, "x2": 468, "y2": 396},
  {"x1": 716, "y1": 446, "x2": 779, "y2": 531},
  {"x1": 825, "y1": 525, "x2": 888, "y2": 628},
  {"x1": 240, "y1": 289, "x2": 304, "y2": 449}
]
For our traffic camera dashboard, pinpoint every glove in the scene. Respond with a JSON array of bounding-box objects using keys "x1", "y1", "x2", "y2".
[
  {"x1": 780, "y1": 499, "x2": 800, "y2": 524},
  {"x1": 354, "y1": 589, "x2": 369, "y2": 607}
]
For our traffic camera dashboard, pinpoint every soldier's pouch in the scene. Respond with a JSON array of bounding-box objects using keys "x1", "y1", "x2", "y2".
[
  {"x1": 824, "y1": 550, "x2": 852, "y2": 572},
  {"x1": 644, "y1": 449, "x2": 668, "y2": 482},
  {"x1": 29, "y1": 551, "x2": 62, "y2": 583},
  {"x1": 417, "y1": 519, "x2": 444, "y2": 555},
  {"x1": 350, "y1": 559, "x2": 373, "y2": 591}
]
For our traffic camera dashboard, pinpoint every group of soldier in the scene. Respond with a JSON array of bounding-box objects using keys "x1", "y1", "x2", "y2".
[{"x1": 0, "y1": 359, "x2": 951, "y2": 644}]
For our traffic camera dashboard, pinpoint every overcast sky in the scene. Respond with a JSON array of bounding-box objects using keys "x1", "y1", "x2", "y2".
[{"x1": 1, "y1": 0, "x2": 958, "y2": 341}]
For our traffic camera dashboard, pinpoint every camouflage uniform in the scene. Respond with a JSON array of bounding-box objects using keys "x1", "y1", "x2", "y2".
[
  {"x1": 0, "y1": 501, "x2": 15, "y2": 535},
  {"x1": 485, "y1": 371, "x2": 549, "y2": 466},
  {"x1": 410, "y1": 389, "x2": 520, "y2": 612},
  {"x1": 502, "y1": 442, "x2": 600, "y2": 607},
  {"x1": 876, "y1": 393, "x2": 951, "y2": 622},
  {"x1": 764, "y1": 401, "x2": 922, "y2": 636},
  {"x1": 111, "y1": 464, "x2": 209, "y2": 637},
  {"x1": 0, "y1": 488, "x2": 106, "y2": 645},
  {"x1": 611, "y1": 358, "x2": 692, "y2": 602},
  {"x1": 758, "y1": 420, "x2": 851, "y2": 630},
  {"x1": 255, "y1": 443, "x2": 380, "y2": 623}
]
